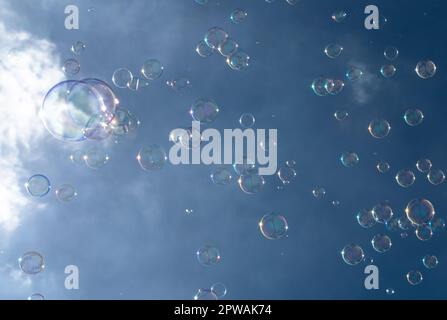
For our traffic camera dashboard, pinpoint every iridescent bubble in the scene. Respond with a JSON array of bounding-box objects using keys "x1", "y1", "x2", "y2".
[
  {"x1": 71, "y1": 41, "x2": 86, "y2": 55},
  {"x1": 406, "y1": 270, "x2": 423, "y2": 285},
  {"x1": 112, "y1": 68, "x2": 133, "y2": 88},
  {"x1": 204, "y1": 27, "x2": 228, "y2": 50},
  {"x1": 416, "y1": 159, "x2": 432, "y2": 173},
  {"x1": 372, "y1": 202, "x2": 394, "y2": 224},
  {"x1": 368, "y1": 119, "x2": 391, "y2": 139},
  {"x1": 384, "y1": 46, "x2": 399, "y2": 61},
  {"x1": 415, "y1": 225, "x2": 433, "y2": 241},
  {"x1": 340, "y1": 152, "x2": 359, "y2": 168},
  {"x1": 238, "y1": 173, "x2": 265, "y2": 194},
  {"x1": 311, "y1": 78, "x2": 329, "y2": 96},
  {"x1": 346, "y1": 67, "x2": 363, "y2": 81},
  {"x1": 334, "y1": 109, "x2": 349, "y2": 121},
  {"x1": 62, "y1": 58, "x2": 80, "y2": 75},
  {"x1": 377, "y1": 161, "x2": 390, "y2": 173},
  {"x1": 137, "y1": 145, "x2": 167, "y2": 171},
  {"x1": 415, "y1": 60, "x2": 436, "y2": 79},
  {"x1": 325, "y1": 79, "x2": 345, "y2": 95},
  {"x1": 239, "y1": 113, "x2": 255, "y2": 128},
  {"x1": 19, "y1": 252, "x2": 45, "y2": 275},
  {"x1": 324, "y1": 44, "x2": 343, "y2": 59},
  {"x1": 39, "y1": 79, "x2": 117, "y2": 141},
  {"x1": 141, "y1": 59, "x2": 164, "y2": 80},
  {"x1": 405, "y1": 198, "x2": 435, "y2": 226},
  {"x1": 194, "y1": 289, "x2": 218, "y2": 300},
  {"x1": 196, "y1": 40, "x2": 214, "y2": 57},
  {"x1": 404, "y1": 109, "x2": 424, "y2": 126},
  {"x1": 341, "y1": 244, "x2": 364, "y2": 266},
  {"x1": 427, "y1": 169, "x2": 445, "y2": 185},
  {"x1": 211, "y1": 283, "x2": 227, "y2": 299},
  {"x1": 371, "y1": 234, "x2": 392, "y2": 253},
  {"x1": 233, "y1": 158, "x2": 256, "y2": 176},
  {"x1": 380, "y1": 64, "x2": 396, "y2": 78},
  {"x1": 277, "y1": 166, "x2": 296, "y2": 184},
  {"x1": 230, "y1": 8, "x2": 247, "y2": 24},
  {"x1": 398, "y1": 216, "x2": 413, "y2": 230},
  {"x1": 386, "y1": 288, "x2": 395, "y2": 295},
  {"x1": 197, "y1": 245, "x2": 221, "y2": 266},
  {"x1": 429, "y1": 217, "x2": 445, "y2": 233},
  {"x1": 312, "y1": 187, "x2": 326, "y2": 199},
  {"x1": 332, "y1": 10, "x2": 347, "y2": 23},
  {"x1": 395, "y1": 169, "x2": 416, "y2": 188},
  {"x1": 218, "y1": 38, "x2": 239, "y2": 57},
  {"x1": 422, "y1": 255, "x2": 438, "y2": 269},
  {"x1": 25, "y1": 174, "x2": 51, "y2": 197},
  {"x1": 357, "y1": 209, "x2": 376, "y2": 229},
  {"x1": 226, "y1": 51, "x2": 250, "y2": 71},
  {"x1": 166, "y1": 78, "x2": 191, "y2": 93},
  {"x1": 83, "y1": 147, "x2": 109, "y2": 169},
  {"x1": 55, "y1": 184, "x2": 77, "y2": 202},
  {"x1": 259, "y1": 212, "x2": 288, "y2": 240},
  {"x1": 211, "y1": 167, "x2": 233, "y2": 186},
  {"x1": 190, "y1": 98, "x2": 220, "y2": 123},
  {"x1": 27, "y1": 293, "x2": 45, "y2": 300},
  {"x1": 81, "y1": 78, "x2": 118, "y2": 123},
  {"x1": 110, "y1": 108, "x2": 140, "y2": 137}
]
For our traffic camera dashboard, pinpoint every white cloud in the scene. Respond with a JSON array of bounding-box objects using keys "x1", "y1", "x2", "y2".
[{"x1": 0, "y1": 8, "x2": 64, "y2": 232}]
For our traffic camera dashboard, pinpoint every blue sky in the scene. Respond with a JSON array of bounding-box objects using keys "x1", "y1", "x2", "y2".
[{"x1": 0, "y1": 0, "x2": 446, "y2": 299}]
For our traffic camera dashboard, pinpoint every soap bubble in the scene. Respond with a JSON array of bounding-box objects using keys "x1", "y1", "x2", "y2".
[
  {"x1": 334, "y1": 109, "x2": 349, "y2": 121},
  {"x1": 404, "y1": 109, "x2": 424, "y2": 126},
  {"x1": 311, "y1": 78, "x2": 329, "y2": 96},
  {"x1": 422, "y1": 255, "x2": 438, "y2": 269},
  {"x1": 19, "y1": 252, "x2": 45, "y2": 275},
  {"x1": 380, "y1": 64, "x2": 396, "y2": 78},
  {"x1": 204, "y1": 27, "x2": 228, "y2": 50},
  {"x1": 312, "y1": 187, "x2": 326, "y2": 199},
  {"x1": 398, "y1": 216, "x2": 413, "y2": 230},
  {"x1": 194, "y1": 289, "x2": 218, "y2": 300},
  {"x1": 259, "y1": 212, "x2": 288, "y2": 240},
  {"x1": 346, "y1": 67, "x2": 363, "y2": 81},
  {"x1": 84, "y1": 148, "x2": 109, "y2": 169},
  {"x1": 71, "y1": 41, "x2": 86, "y2": 55},
  {"x1": 112, "y1": 68, "x2": 133, "y2": 88},
  {"x1": 166, "y1": 78, "x2": 191, "y2": 93},
  {"x1": 395, "y1": 169, "x2": 415, "y2": 188},
  {"x1": 340, "y1": 152, "x2": 359, "y2": 168},
  {"x1": 55, "y1": 184, "x2": 77, "y2": 202},
  {"x1": 197, "y1": 245, "x2": 221, "y2": 266},
  {"x1": 415, "y1": 225, "x2": 433, "y2": 241},
  {"x1": 372, "y1": 202, "x2": 393, "y2": 224},
  {"x1": 332, "y1": 10, "x2": 347, "y2": 23},
  {"x1": 384, "y1": 46, "x2": 399, "y2": 60},
  {"x1": 416, "y1": 159, "x2": 432, "y2": 173},
  {"x1": 427, "y1": 169, "x2": 445, "y2": 185},
  {"x1": 341, "y1": 244, "x2": 364, "y2": 266},
  {"x1": 239, "y1": 113, "x2": 255, "y2": 128},
  {"x1": 196, "y1": 40, "x2": 214, "y2": 57},
  {"x1": 211, "y1": 283, "x2": 227, "y2": 299},
  {"x1": 218, "y1": 38, "x2": 239, "y2": 57},
  {"x1": 238, "y1": 173, "x2": 265, "y2": 194},
  {"x1": 429, "y1": 217, "x2": 445, "y2": 233},
  {"x1": 141, "y1": 59, "x2": 164, "y2": 80},
  {"x1": 137, "y1": 145, "x2": 167, "y2": 171},
  {"x1": 415, "y1": 60, "x2": 436, "y2": 79},
  {"x1": 376, "y1": 161, "x2": 390, "y2": 173},
  {"x1": 277, "y1": 166, "x2": 296, "y2": 184},
  {"x1": 405, "y1": 198, "x2": 435, "y2": 226},
  {"x1": 357, "y1": 209, "x2": 376, "y2": 228},
  {"x1": 226, "y1": 51, "x2": 250, "y2": 71},
  {"x1": 211, "y1": 167, "x2": 233, "y2": 185},
  {"x1": 406, "y1": 270, "x2": 423, "y2": 285},
  {"x1": 325, "y1": 79, "x2": 345, "y2": 95},
  {"x1": 190, "y1": 98, "x2": 220, "y2": 123},
  {"x1": 25, "y1": 174, "x2": 51, "y2": 197},
  {"x1": 371, "y1": 234, "x2": 392, "y2": 253},
  {"x1": 368, "y1": 119, "x2": 391, "y2": 139},
  {"x1": 62, "y1": 58, "x2": 80, "y2": 75},
  {"x1": 324, "y1": 44, "x2": 343, "y2": 59},
  {"x1": 386, "y1": 288, "x2": 395, "y2": 295},
  {"x1": 230, "y1": 8, "x2": 247, "y2": 24},
  {"x1": 27, "y1": 293, "x2": 45, "y2": 300}
]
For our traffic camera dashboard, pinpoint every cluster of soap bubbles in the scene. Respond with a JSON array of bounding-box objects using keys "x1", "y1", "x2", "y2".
[
  {"x1": 112, "y1": 58, "x2": 163, "y2": 91},
  {"x1": 70, "y1": 147, "x2": 110, "y2": 170},
  {"x1": 61, "y1": 40, "x2": 86, "y2": 76},
  {"x1": 311, "y1": 77, "x2": 345, "y2": 96},
  {"x1": 196, "y1": 27, "x2": 250, "y2": 71},
  {"x1": 277, "y1": 161, "x2": 297, "y2": 185},
  {"x1": 41, "y1": 78, "x2": 130, "y2": 142},
  {"x1": 194, "y1": 282, "x2": 227, "y2": 300},
  {"x1": 25, "y1": 174, "x2": 78, "y2": 202}
]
